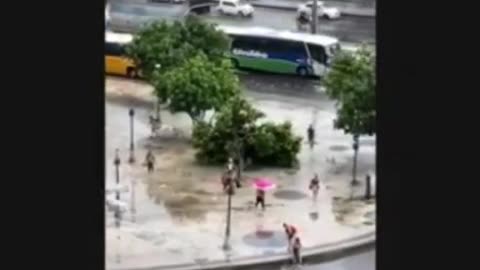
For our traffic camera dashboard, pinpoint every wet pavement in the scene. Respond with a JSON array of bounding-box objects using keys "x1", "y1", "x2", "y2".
[
  {"x1": 108, "y1": 2, "x2": 375, "y2": 44},
  {"x1": 105, "y1": 75, "x2": 375, "y2": 269},
  {"x1": 299, "y1": 249, "x2": 374, "y2": 270},
  {"x1": 201, "y1": 7, "x2": 375, "y2": 43}
]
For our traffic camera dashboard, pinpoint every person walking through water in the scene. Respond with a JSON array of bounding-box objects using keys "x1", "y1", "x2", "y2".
[
  {"x1": 309, "y1": 173, "x2": 321, "y2": 200},
  {"x1": 307, "y1": 124, "x2": 315, "y2": 149},
  {"x1": 145, "y1": 149, "x2": 155, "y2": 173},
  {"x1": 292, "y1": 236, "x2": 302, "y2": 265}
]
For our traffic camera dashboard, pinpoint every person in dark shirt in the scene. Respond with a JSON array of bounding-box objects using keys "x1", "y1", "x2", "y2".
[
  {"x1": 145, "y1": 149, "x2": 155, "y2": 173},
  {"x1": 307, "y1": 124, "x2": 315, "y2": 149},
  {"x1": 255, "y1": 189, "x2": 265, "y2": 210},
  {"x1": 309, "y1": 173, "x2": 320, "y2": 199}
]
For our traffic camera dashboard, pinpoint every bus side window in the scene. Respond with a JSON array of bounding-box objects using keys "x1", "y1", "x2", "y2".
[
  {"x1": 105, "y1": 42, "x2": 115, "y2": 56},
  {"x1": 231, "y1": 36, "x2": 246, "y2": 50},
  {"x1": 233, "y1": 36, "x2": 260, "y2": 51},
  {"x1": 264, "y1": 39, "x2": 285, "y2": 55},
  {"x1": 106, "y1": 42, "x2": 124, "y2": 57},
  {"x1": 287, "y1": 41, "x2": 308, "y2": 58},
  {"x1": 307, "y1": 44, "x2": 326, "y2": 64},
  {"x1": 257, "y1": 38, "x2": 271, "y2": 51}
]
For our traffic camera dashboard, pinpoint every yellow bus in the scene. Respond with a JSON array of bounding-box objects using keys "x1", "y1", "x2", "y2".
[{"x1": 105, "y1": 32, "x2": 138, "y2": 78}]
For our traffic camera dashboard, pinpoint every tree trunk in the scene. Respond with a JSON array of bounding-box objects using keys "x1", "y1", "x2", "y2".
[{"x1": 351, "y1": 135, "x2": 360, "y2": 186}]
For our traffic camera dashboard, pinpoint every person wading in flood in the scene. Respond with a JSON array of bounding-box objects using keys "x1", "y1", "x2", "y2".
[
  {"x1": 145, "y1": 149, "x2": 155, "y2": 173},
  {"x1": 309, "y1": 173, "x2": 321, "y2": 200},
  {"x1": 292, "y1": 236, "x2": 302, "y2": 265}
]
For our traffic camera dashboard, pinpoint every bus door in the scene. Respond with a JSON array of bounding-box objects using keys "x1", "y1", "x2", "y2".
[{"x1": 306, "y1": 43, "x2": 327, "y2": 76}]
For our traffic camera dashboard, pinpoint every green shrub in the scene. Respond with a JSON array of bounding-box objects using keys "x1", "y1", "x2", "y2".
[{"x1": 192, "y1": 97, "x2": 302, "y2": 167}]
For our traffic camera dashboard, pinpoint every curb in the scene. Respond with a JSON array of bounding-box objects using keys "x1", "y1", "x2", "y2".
[{"x1": 111, "y1": 231, "x2": 375, "y2": 270}]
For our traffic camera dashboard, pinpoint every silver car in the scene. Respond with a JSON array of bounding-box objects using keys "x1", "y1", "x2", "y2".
[{"x1": 109, "y1": 2, "x2": 186, "y2": 33}]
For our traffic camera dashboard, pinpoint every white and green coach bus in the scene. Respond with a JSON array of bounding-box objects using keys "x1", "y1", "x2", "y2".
[{"x1": 216, "y1": 25, "x2": 341, "y2": 77}]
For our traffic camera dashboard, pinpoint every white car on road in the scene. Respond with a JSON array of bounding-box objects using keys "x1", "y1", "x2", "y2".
[
  {"x1": 297, "y1": 1, "x2": 341, "y2": 20},
  {"x1": 217, "y1": 0, "x2": 254, "y2": 17}
]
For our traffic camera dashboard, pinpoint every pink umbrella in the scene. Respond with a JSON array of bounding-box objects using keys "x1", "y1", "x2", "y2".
[{"x1": 252, "y1": 177, "x2": 277, "y2": 191}]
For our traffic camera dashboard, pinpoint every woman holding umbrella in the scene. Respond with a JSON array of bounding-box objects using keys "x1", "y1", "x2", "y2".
[{"x1": 252, "y1": 177, "x2": 276, "y2": 211}]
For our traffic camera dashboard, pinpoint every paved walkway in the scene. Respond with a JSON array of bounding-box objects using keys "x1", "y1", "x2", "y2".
[{"x1": 105, "y1": 77, "x2": 375, "y2": 270}]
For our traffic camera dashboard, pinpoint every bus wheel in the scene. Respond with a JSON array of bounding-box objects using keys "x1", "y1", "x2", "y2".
[
  {"x1": 297, "y1": 67, "x2": 308, "y2": 77},
  {"x1": 231, "y1": 59, "x2": 239, "y2": 69},
  {"x1": 127, "y1": 68, "x2": 137, "y2": 79}
]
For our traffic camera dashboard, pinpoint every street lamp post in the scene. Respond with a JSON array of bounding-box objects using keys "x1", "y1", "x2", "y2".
[
  {"x1": 222, "y1": 175, "x2": 233, "y2": 251},
  {"x1": 237, "y1": 125, "x2": 248, "y2": 181},
  {"x1": 365, "y1": 174, "x2": 372, "y2": 200},
  {"x1": 128, "y1": 109, "x2": 135, "y2": 163},
  {"x1": 311, "y1": 0, "x2": 318, "y2": 34},
  {"x1": 131, "y1": 179, "x2": 137, "y2": 222},
  {"x1": 154, "y1": 64, "x2": 162, "y2": 124},
  {"x1": 351, "y1": 134, "x2": 360, "y2": 186},
  {"x1": 114, "y1": 149, "x2": 121, "y2": 227}
]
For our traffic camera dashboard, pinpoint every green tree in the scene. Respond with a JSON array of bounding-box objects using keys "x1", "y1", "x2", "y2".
[
  {"x1": 324, "y1": 45, "x2": 375, "y2": 185},
  {"x1": 192, "y1": 96, "x2": 264, "y2": 164},
  {"x1": 152, "y1": 53, "x2": 240, "y2": 124},
  {"x1": 324, "y1": 46, "x2": 375, "y2": 136},
  {"x1": 252, "y1": 121, "x2": 302, "y2": 167},
  {"x1": 192, "y1": 96, "x2": 302, "y2": 168},
  {"x1": 125, "y1": 16, "x2": 230, "y2": 80}
]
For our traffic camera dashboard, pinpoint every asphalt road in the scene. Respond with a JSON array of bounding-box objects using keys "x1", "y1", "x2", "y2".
[
  {"x1": 201, "y1": 7, "x2": 375, "y2": 43},
  {"x1": 108, "y1": 2, "x2": 375, "y2": 43},
  {"x1": 301, "y1": 249, "x2": 374, "y2": 270},
  {"x1": 240, "y1": 248, "x2": 375, "y2": 270}
]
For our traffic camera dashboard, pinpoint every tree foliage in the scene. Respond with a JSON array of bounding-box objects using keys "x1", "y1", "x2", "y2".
[
  {"x1": 125, "y1": 16, "x2": 230, "y2": 80},
  {"x1": 192, "y1": 97, "x2": 302, "y2": 167},
  {"x1": 151, "y1": 53, "x2": 240, "y2": 123},
  {"x1": 323, "y1": 46, "x2": 376, "y2": 136}
]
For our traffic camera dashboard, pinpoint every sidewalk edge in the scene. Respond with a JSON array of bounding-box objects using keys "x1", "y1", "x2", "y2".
[{"x1": 113, "y1": 231, "x2": 375, "y2": 270}]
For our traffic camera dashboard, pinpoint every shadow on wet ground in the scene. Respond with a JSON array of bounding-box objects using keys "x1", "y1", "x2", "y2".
[
  {"x1": 273, "y1": 190, "x2": 308, "y2": 200},
  {"x1": 329, "y1": 145, "x2": 350, "y2": 152},
  {"x1": 243, "y1": 230, "x2": 288, "y2": 248}
]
